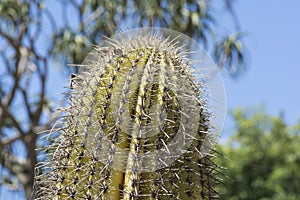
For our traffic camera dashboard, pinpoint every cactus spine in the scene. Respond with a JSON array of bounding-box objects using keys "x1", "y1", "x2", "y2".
[{"x1": 34, "y1": 28, "x2": 224, "y2": 200}]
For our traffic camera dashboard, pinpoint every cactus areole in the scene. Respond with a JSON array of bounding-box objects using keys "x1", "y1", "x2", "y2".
[{"x1": 33, "y1": 28, "x2": 226, "y2": 200}]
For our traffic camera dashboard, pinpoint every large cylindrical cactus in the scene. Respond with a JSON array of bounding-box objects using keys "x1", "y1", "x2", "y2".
[{"x1": 33, "y1": 28, "x2": 225, "y2": 200}]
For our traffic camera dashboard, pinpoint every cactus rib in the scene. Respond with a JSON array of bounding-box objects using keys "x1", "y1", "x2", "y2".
[{"x1": 33, "y1": 28, "x2": 223, "y2": 200}]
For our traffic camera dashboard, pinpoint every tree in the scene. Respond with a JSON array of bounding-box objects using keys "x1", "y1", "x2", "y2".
[
  {"x1": 217, "y1": 107, "x2": 300, "y2": 200},
  {"x1": 0, "y1": 0, "x2": 246, "y2": 199}
]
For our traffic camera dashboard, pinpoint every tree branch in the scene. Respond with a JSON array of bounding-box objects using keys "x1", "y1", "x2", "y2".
[
  {"x1": 0, "y1": 133, "x2": 23, "y2": 147},
  {"x1": 0, "y1": 101, "x2": 25, "y2": 135},
  {"x1": 0, "y1": 150, "x2": 31, "y2": 186},
  {"x1": 0, "y1": 29, "x2": 18, "y2": 49}
]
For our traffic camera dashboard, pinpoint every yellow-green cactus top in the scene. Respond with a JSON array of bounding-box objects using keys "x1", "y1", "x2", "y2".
[{"x1": 33, "y1": 28, "x2": 225, "y2": 200}]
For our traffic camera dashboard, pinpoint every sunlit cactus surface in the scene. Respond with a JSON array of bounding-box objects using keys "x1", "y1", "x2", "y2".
[{"x1": 33, "y1": 28, "x2": 225, "y2": 200}]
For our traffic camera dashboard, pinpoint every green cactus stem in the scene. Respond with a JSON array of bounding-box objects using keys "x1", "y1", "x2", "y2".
[{"x1": 33, "y1": 28, "x2": 225, "y2": 200}]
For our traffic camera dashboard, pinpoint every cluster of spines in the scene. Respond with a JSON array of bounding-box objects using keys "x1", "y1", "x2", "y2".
[{"x1": 33, "y1": 32, "x2": 220, "y2": 200}]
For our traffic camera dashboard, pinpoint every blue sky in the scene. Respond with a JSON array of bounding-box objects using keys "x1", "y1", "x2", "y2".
[
  {"x1": 1, "y1": 0, "x2": 300, "y2": 199},
  {"x1": 215, "y1": 1, "x2": 300, "y2": 137}
]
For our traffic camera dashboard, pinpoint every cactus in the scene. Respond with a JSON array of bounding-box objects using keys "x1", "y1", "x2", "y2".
[{"x1": 33, "y1": 28, "x2": 225, "y2": 200}]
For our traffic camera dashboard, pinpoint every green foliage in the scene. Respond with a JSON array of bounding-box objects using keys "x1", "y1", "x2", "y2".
[
  {"x1": 217, "y1": 107, "x2": 300, "y2": 200},
  {"x1": 0, "y1": 0, "x2": 30, "y2": 26},
  {"x1": 52, "y1": 0, "x2": 247, "y2": 77},
  {"x1": 214, "y1": 33, "x2": 247, "y2": 79}
]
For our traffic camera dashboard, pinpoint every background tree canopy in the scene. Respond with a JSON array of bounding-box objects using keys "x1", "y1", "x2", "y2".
[
  {"x1": 217, "y1": 108, "x2": 300, "y2": 200},
  {"x1": 0, "y1": 0, "x2": 250, "y2": 199}
]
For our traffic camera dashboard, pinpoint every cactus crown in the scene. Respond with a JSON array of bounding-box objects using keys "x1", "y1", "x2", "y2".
[{"x1": 33, "y1": 28, "x2": 225, "y2": 200}]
